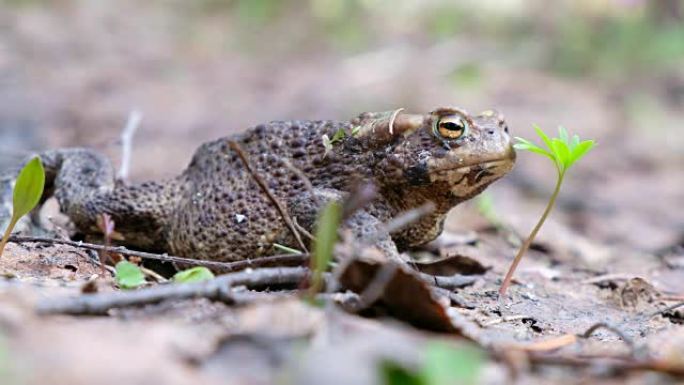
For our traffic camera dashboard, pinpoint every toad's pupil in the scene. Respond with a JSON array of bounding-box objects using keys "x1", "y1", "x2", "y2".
[{"x1": 440, "y1": 122, "x2": 463, "y2": 132}]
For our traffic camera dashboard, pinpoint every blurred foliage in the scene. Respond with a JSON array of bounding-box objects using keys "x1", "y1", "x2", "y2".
[
  {"x1": 449, "y1": 63, "x2": 483, "y2": 90},
  {"x1": 3, "y1": 0, "x2": 683, "y2": 81},
  {"x1": 547, "y1": 9, "x2": 684, "y2": 77},
  {"x1": 176, "y1": 0, "x2": 684, "y2": 78},
  {"x1": 381, "y1": 342, "x2": 484, "y2": 385}
]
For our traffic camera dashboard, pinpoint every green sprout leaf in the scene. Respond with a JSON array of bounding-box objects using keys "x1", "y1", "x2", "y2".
[
  {"x1": 12, "y1": 157, "x2": 45, "y2": 219},
  {"x1": 309, "y1": 201, "x2": 342, "y2": 297},
  {"x1": 115, "y1": 261, "x2": 146, "y2": 289},
  {"x1": 322, "y1": 129, "x2": 348, "y2": 155},
  {"x1": 173, "y1": 266, "x2": 215, "y2": 284},
  {"x1": 0, "y1": 157, "x2": 46, "y2": 259},
  {"x1": 331, "y1": 128, "x2": 346, "y2": 143},
  {"x1": 500, "y1": 126, "x2": 595, "y2": 296}
]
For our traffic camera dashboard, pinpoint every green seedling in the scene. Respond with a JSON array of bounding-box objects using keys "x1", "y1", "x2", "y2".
[
  {"x1": 499, "y1": 126, "x2": 595, "y2": 296},
  {"x1": 115, "y1": 261, "x2": 146, "y2": 289},
  {"x1": 308, "y1": 201, "x2": 342, "y2": 298},
  {"x1": 173, "y1": 266, "x2": 215, "y2": 283},
  {"x1": 0, "y1": 157, "x2": 45, "y2": 259}
]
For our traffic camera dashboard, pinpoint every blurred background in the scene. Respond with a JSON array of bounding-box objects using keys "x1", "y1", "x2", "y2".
[{"x1": 0, "y1": 0, "x2": 682, "y2": 267}]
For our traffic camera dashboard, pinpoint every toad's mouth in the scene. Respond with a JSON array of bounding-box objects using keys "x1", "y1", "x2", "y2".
[
  {"x1": 433, "y1": 158, "x2": 513, "y2": 175},
  {"x1": 429, "y1": 157, "x2": 514, "y2": 188}
]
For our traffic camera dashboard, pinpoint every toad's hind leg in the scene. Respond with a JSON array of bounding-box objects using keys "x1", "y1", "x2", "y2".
[
  {"x1": 1, "y1": 149, "x2": 176, "y2": 251},
  {"x1": 0, "y1": 149, "x2": 116, "y2": 235}
]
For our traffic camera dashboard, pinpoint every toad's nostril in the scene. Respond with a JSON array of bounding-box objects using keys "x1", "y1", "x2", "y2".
[
  {"x1": 487, "y1": 129, "x2": 496, "y2": 135},
  {"x1": 503, "y1": 125, "x2": 509, "y2": 134}
]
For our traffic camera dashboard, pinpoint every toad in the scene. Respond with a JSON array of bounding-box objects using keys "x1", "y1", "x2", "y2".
[{"x1": 1, "y1": 107, "x2": 515, "y2": 261}]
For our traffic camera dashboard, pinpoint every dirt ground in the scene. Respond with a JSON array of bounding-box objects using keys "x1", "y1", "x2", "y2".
[{"x1": 0, "y1": 1, "x2": 683, "y2": 384}]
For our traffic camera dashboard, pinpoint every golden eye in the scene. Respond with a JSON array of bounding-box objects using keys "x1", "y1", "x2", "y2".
[{"x1": 433, "y1": 115, "x2": 469, "y2": 141}]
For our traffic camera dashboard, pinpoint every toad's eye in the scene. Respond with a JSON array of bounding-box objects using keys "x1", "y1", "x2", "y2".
[{"x1": 433, "y1": 115, "x2": 469, "y2": 141}]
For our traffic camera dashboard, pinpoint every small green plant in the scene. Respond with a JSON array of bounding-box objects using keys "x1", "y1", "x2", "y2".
[
  {"x1": 114, "y1": 261, "x2": 146, "y2": 289},
  {"x1": 499, "y1": 126, "x2": 595, "y2": 296},
  {"x1": 0, "y1": 157, "x2": 45, "y2": 259},
  {"x1": 381, "y1": 342, "x2": 484, "y2": 385},
  {"x1": 273, "y1": 242, "x2": 302, "y2": 255},
  {"x1": 308, "y1": 201, "x2": 342, "y2": 297},
  {"x1": 173, "y1": 266, "x2": 215, "y2": 283}
]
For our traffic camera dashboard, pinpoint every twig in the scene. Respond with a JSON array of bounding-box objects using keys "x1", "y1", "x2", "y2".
[
  {"x1": 228, "y1": 141, "x2": 308, "y2": 253},
  {"x1": 292, "y1": 218, "x2": 315, "y2": 241},
  {"x1": 356, "y1": 201, "x2": 435, "y2": 263},
  {"x1": 581, "y1": 274, "x2": 633, "y2": 285},
  {"x1": 8, "y1": 235, "x2": 309, "y2": 271},
  {"x1": 37, "y1": 266, "x2": 311, "y2": 315},
  {"x1": 382, "y1": 201, "x2": 436, "y2": 235},
  {"x1": 117, "y1": 110, "x2": 142, "y2": 181},
  {"x1": 526, "y1": 354, "x2": 684, "y2": 377},
  {"x1": 140, "y1": 266, "x2": 167, "y2": 283},
  {"x1": 482, "y1": 314, "x2": 527, "y2": 327},
  {"x1": 512, "y1": 334, "x2": 577, "y2": 352},
  {"x1": 578, "y1": 322, "x2": 634, "y2": 351},
  {"x1": 353, "y1": 262, "x2": 398, "y2": 311},
  {"x1": 280, "y1": 158, "x2": 320, "y2": 207},
  {"x1": 646, "y1": 300, "x2": 684, "y2": 319}
]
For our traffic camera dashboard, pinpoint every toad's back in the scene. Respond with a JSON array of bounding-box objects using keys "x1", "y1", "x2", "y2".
[{"x1": 168, "y1": 119, "x2": 359, "y2": 260}]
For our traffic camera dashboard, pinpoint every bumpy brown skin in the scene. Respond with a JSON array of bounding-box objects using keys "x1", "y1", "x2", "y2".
[{"x1": 10, "y1": 107, "x2": 515, "y2": 261}]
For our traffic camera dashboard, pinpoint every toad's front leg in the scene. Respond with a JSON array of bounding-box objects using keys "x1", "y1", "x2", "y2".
[{"x1": 287, "y1": 188, "x2": 406, "y2": 263}]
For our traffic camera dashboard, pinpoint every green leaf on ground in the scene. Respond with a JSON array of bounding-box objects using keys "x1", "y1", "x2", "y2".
[
  {"x1": 173, "y1": 266, "x2": 215, "y2": 284},
  {"x1": 115, "y1": 261, "x2": 145, "y2": 289}
]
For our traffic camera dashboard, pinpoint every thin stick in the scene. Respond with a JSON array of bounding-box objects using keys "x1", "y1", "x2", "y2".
[
  {"x1": 578, "y1": 322, "x2": 634, "y2": 351},
  {"x1": 482, "y1": 314, "x2": 527, "y2": 327},
  {"x1": 353, "y1": 262, "x2": 398, "y2": 311},
  {"x1": 228, "y1": 141, "x2": 308, "y2": 253},
  {"x1": 8, "y1": 235, "x2": 309, "y2": 271},
  {"x1": 499, "y1": 173, "x2": 564, "y2": 296},
  {"x1": 646, "y1": 300, "x2": 684, "y2": 319},
  {"x1": 117, "y1": 110, "x2": 142, "y2": 181},
  {"x1": 37, "y1": 266, "x2": 310, "y2": 315},
  {"x1": 280, "y1": 158, "x2": 320, "y2": 207},
  {"x1": 140, "y1": 266, "x2": 167, "y2": 283},
  {"x1": 527, "y1": 354, "x2": 684, "y2": 377}
]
